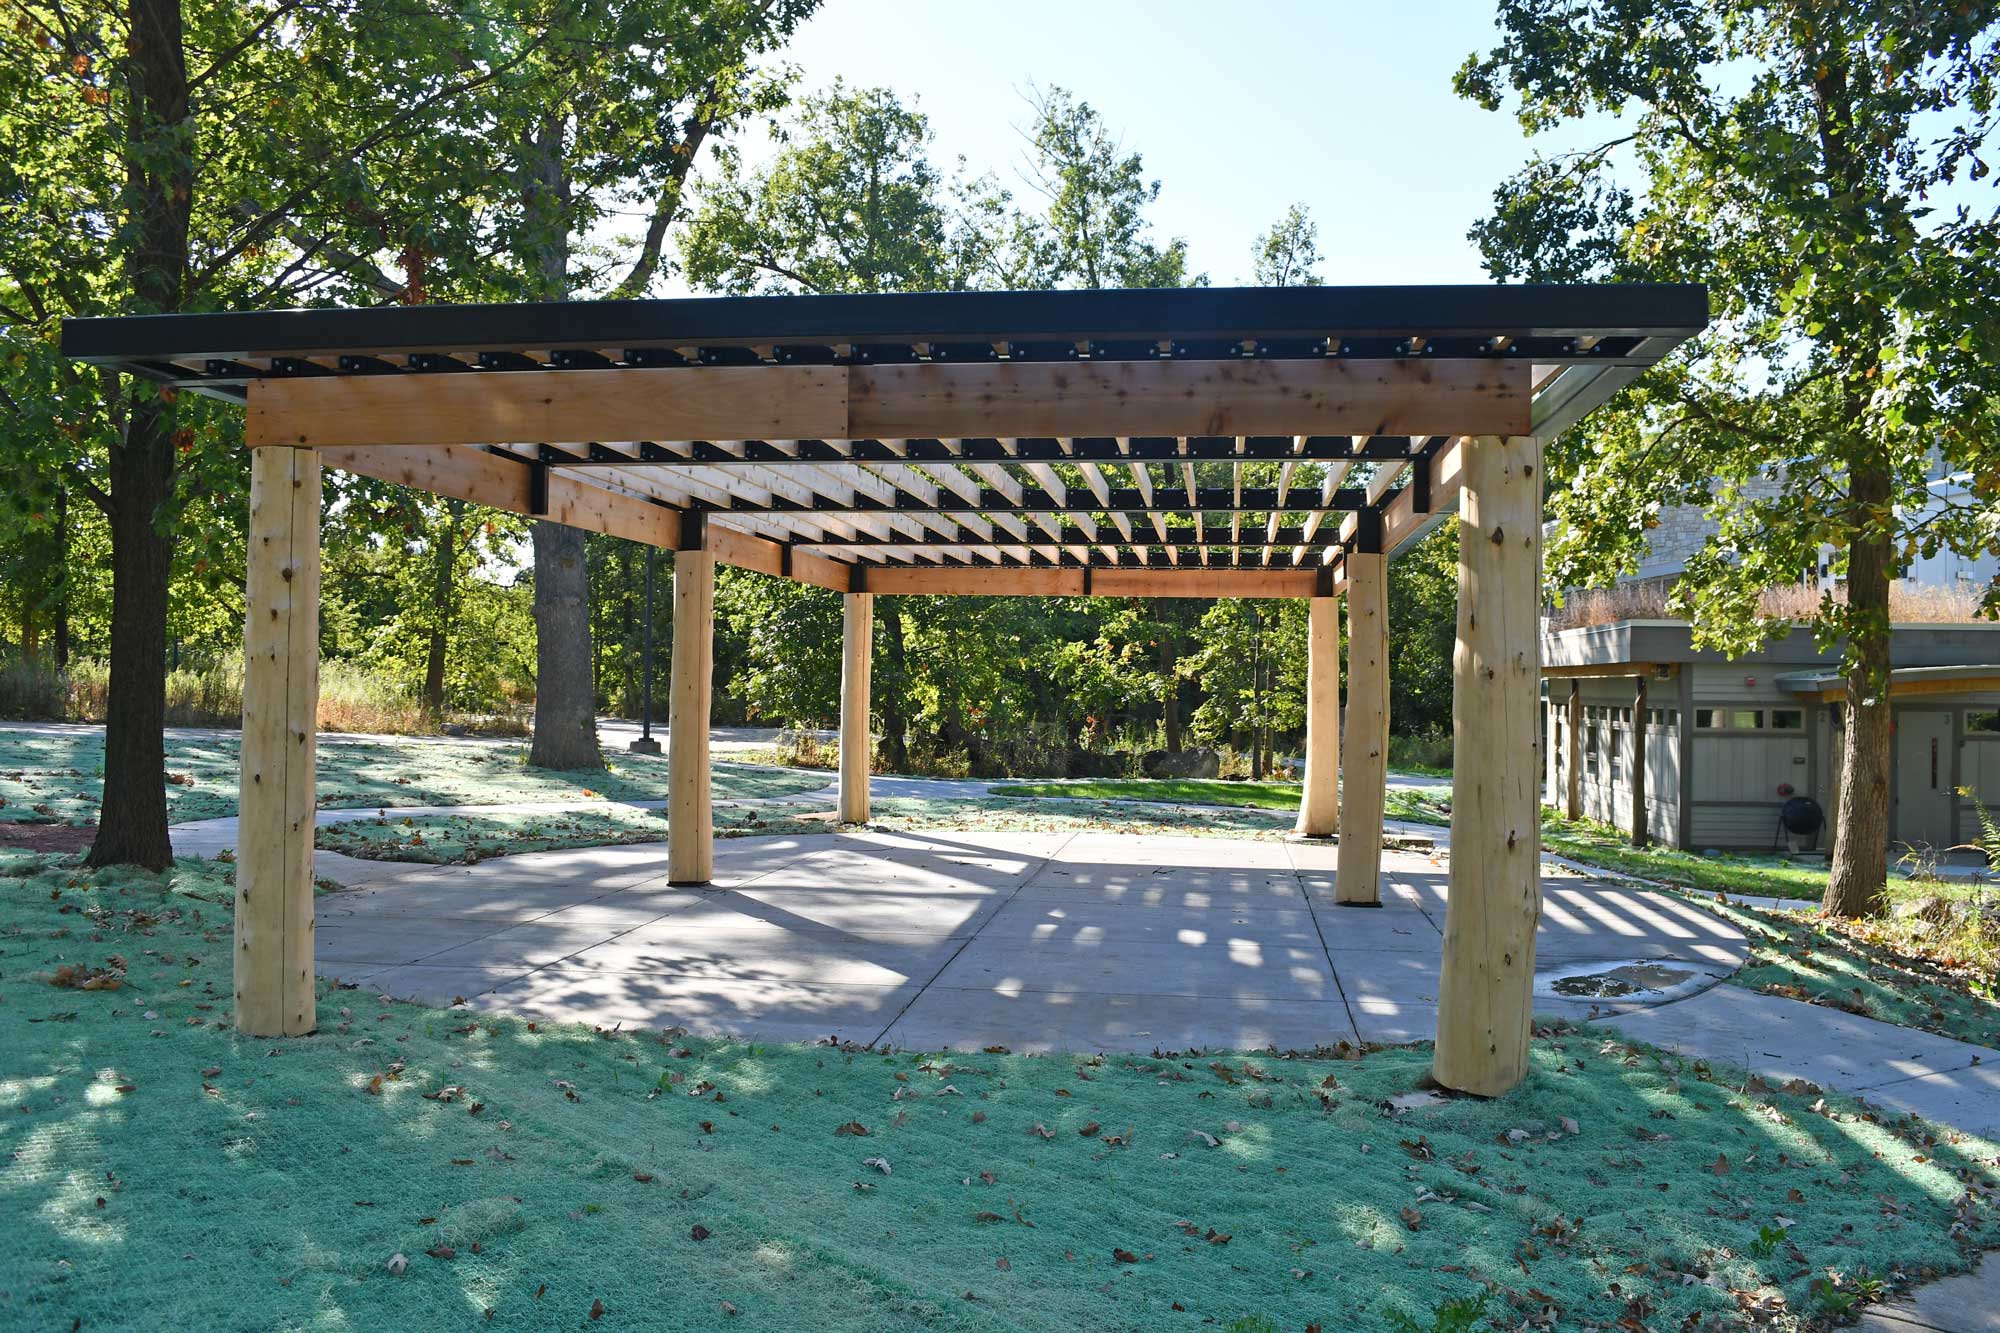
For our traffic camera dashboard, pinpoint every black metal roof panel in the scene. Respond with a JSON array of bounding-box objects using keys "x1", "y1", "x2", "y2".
[{"x1": 62, "y1": 283, "x2": 1708, "y2": 374}]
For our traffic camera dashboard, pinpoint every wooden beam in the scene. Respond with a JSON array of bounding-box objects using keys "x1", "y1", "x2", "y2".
[
  {"x1": 1565, "y1": 679, "x2": 1583, "y2": 821},
  {"x1": 318, "y1": 443, "x2": 680, "y2": 548},
  {"x1": 1294, "y1": 595, "x2": 1339, "y2": 838},
  {"x1": 1336, "y1": 552, "x2": 1389, "y2": 905},
  {"x1": 849, "y1": 358, "x2": 1530, "y2": 439},
  {"x1": 667, "y1": 542, "x2": 716, "y2": 885},
  {"x1": 858, "y1": 565, "x2": 1324, "y2": 598},
  {"x1": 320, "y1": 443, "x2": 856, "y2": 591},
  {"x1": 839, "y1": 592, "x2": 873, "y2": 824},
  {"x1": 246, "y1": 366, "x2": 849, "y2": 447},
  {"x1": 1541, "y1": 662, "x2": 1676, "y2": 680},
  {"x1": 252, "y1": 359, "x2": 1529, "y2": 451},
  {"x1": 236, "y1": 446, "x2": 320, "y2": 1037},
  {"x1": 1433, "y1": 434, "x2": 1544, "y2": 1099},
  {"x1": 1632, "y1": 673, "x2": 1649, "y2": 847},
  {"x1": 1784, "y1": 672, "x2": 2000, "y2": 703}
]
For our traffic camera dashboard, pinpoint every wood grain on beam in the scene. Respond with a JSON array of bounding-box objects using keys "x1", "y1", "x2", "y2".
[
  {"x1": 246, "y1": 366, "x2": 849, "y2": 448},
  {"x1": 843, "y1": 358, "x2": 1528, "y2": 438},
  {"x1": 862, "y1": 565, "x2": 1320, "y2": 598},
  {"x1": 322, "y1": 442, "x2": 855, "y2": 590},
  {"x1": 319, "y1": 444, "x2": 680, "y2": 548}
]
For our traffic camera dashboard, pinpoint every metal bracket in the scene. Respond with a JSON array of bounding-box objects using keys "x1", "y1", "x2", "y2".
[
  {"x1": 527, "y1": 457, "x2": 550, "y2": 517},
  {"x1": 1315, "y1": 564, "x2": 1335, "y2": 598},
  {"x1": 1352, "y1": 507, "x2": 1385, "y2": 555},
  {"x1": 849, "y1": 562, "x2": 868, "y2": 594},
  {"x1": 677, "y1": 509, "x2": 707, "y2": 552}
]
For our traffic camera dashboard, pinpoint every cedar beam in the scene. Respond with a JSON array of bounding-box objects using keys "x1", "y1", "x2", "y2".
[
  {"x1": 317, "y1": 443, "x2": 855, "y2": 591},
  {"x1": 1631, "y1": 674, "x2": 1649, "y2": 847},
  {"x1": 860, "y1": 566, "x2": 1323, "y2": 599},
  {"x1": 236, "y1": 446, "x2": 320, "y2": 1037},
  {"x1": 1433, "y1": 435, "x2": 1544, "y2": 1098},
  {"x1": 247, "y1": 359, "x2": 1531, "y2": 449},
  {"x1": 1565, "y1": 680, "x2": 1583, "y2": 821}
]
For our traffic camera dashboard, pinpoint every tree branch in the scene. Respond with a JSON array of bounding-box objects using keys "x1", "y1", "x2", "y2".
[{"x1": 186, "y1": 0, "x2": 308, "y2": 94}]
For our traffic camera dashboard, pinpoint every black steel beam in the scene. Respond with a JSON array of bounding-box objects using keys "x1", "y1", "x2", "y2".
[{"x1": 61, "y1": 284, "x2": 1709, "y2": 372}]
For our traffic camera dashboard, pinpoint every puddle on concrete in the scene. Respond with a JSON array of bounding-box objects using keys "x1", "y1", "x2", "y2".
[{"x1": 1535, "y1": 959, "x2": 1719, "y2": 1006}]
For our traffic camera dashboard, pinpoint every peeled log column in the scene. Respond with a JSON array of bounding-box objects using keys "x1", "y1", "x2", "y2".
[
  {"x1": 1336, "y1": 552, "x2": 1388, "y2": 905},
  {"x1": 1294, "y1": 595, "x2": 1340, "y2": 837},
  {"x1": 236, "y1": 447, "x2": 321, "y2": 1037},
  {"x1": 667, "y1": 542, "x2": 716, "y2": 885},
  {"x1": 839, "y1": 591, "x2": 874, "y2": 824},
  {"x1": 1433, "y1": 434, "x2": 1543, "y2": 1097}
]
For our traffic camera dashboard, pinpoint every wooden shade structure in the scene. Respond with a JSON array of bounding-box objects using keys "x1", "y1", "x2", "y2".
[{"x1": 66, "y1": 283, "x2": 1706, "y2": 1094}]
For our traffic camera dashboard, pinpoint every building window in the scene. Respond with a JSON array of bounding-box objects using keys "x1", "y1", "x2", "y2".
[
  {"x1": 1694, "y1": 707, "x2": 1776, "y2": 732},
  {"x1": 1970, "y1": 709, "x2": 2000, "y2": 735},
  {"x1": 1585, "y1": 725, "x2": 1601, "y2": 778}
]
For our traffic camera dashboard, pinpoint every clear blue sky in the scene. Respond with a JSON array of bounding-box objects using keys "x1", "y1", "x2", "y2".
[{"x1": 688, "y1": 0, "x2": 1580, "y2": 289}]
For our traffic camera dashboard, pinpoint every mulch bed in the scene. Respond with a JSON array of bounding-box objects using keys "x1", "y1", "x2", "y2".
[{"x1": 0, "y1": 821, "x2": 95, "y2": 854}]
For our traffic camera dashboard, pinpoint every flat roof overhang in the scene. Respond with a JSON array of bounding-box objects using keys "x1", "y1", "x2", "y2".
[{"x1": 61, "y1": 283, "x2": 1708, "y2": 595}]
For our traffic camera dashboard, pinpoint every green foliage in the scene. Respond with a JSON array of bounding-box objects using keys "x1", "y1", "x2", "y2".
[
  {"x1": 1014, "y1": 85, "x2": 1199, "y2": 289},
  {"x1": 1456, "y1": 1, "x2": 2000, "y2": 649},
  {"x1": 1250, "y1": 203, "x2": 1325, "y2": 287},
  {"x1": 1387, "y1": 524, "x2": 1458, "y2": 738},
  {"x1": 1385, "y1": 1293, "x2": 1488, "y2": 1333}
]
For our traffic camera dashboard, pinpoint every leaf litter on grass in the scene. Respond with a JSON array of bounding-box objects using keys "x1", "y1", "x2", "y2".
[{"x1": 2, "y1": 851, "x2": 1996, "y2": 1331}]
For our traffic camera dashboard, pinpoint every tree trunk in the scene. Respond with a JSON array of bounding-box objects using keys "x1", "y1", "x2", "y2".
[
  {"x1": 87, "y1": 0, "x2": 191, "y2": 870},
  {"x1": 875, "y1": 598, "x2": 911, "y2": 772},
  {"x1": 1161, "y1": 617, "x2": 1182, "y2": 752},
  {"x1": 87, "y1": 394, "x2": 177, "y2": 869},
  {"x1": 421, "y1": 501, "x2": 457, "y2": 719},
  {"x1": 515, "y1": 116, "x2": 601, "y2": 769},
  {"x1": 1824, "y1": 473, "x2": 1894, "y2": 917},
  {"x1": 527, "y1": 521, "x2": 603, "y2": 769},
  {"x1": 53, "y1": 483, "x2": 70, "y2": 669}
]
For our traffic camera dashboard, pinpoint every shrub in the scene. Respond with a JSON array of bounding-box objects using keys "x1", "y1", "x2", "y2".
[{"x1": 0, "y1": 657, "x2": 67, "y2": 720}]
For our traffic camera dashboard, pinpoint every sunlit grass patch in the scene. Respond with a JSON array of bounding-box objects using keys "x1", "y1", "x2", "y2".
[{"x1": 0, "y1": 850, "x2": 1993, "y2": 1331}]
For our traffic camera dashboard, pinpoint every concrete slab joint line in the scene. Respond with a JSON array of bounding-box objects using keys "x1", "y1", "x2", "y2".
[{"x1": 298, "y1": 830, "x2": 1798, "y2": 1066}]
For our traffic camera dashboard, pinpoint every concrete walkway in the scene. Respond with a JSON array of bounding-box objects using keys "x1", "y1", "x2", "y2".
[
  {"x1": 1594, "y1": 985, "x2": 2000, "y2": 1137},
  {"x1": 1858, "y1": 1262, "x2": 2000, "y2": 1332},
  {"x1": 312, "y1": 829, "x2": 1748, "y2": 1051}
]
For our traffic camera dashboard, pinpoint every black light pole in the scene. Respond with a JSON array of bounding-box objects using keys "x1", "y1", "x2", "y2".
[{"x1": 628, "y1": 547, "x2": 661, "y2": 754}]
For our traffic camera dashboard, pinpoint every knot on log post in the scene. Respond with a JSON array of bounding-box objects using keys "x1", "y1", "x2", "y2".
[{"x1": 1489, "y1": 525, "x2": 1505, "y2": 546}]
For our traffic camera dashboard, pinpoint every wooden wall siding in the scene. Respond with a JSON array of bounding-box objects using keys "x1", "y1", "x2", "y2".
[
  {"x1": 1545, "y1": 701, "x2": 1684, "y2": 846},
  {"x1": 1689, "y1": 734, "x2": 1809, "y2": 804},
  {"x1": 1689, "y1": 805, "x2": 1804, "y2": 849}
]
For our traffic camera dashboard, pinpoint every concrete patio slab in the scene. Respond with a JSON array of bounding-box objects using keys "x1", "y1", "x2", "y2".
[
  {"x1": 880, "y1": 987, "x2": 1360, "y2": 1053},
  {"x1": 315, "y1": 829, "x2": 1763, "y2": 1071}
]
